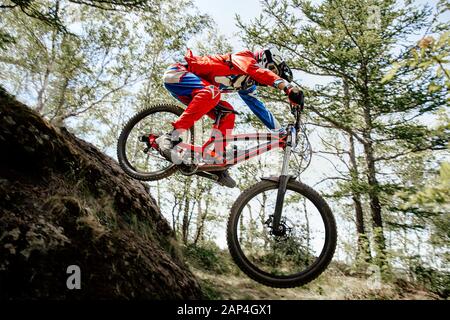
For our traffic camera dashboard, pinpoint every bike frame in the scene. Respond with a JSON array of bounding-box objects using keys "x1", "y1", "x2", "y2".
[
  {"x1": 176, "y1": 131, "x2": 288, "y2": 172},
  {"x1": 173, "y1": 103, "x2": 303, "y2": 235}
]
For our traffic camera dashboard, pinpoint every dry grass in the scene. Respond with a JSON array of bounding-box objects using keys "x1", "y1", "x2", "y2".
[{"x1": 193, "y1": 267, "x2": 440, "y2": 300}]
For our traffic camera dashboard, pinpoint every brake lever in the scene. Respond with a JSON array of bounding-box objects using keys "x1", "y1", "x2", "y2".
[{"x1": 289, "y1": 102, "x2": 298, "y2": 115}]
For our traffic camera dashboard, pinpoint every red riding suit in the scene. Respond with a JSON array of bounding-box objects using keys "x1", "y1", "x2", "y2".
[{"x1": 163, "y1": 49, "x2": 285, "y2": 138}]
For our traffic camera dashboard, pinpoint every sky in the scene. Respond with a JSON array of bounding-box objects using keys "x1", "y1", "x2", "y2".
[{"x1": 193, "y1": 0, "x2": 263, "y2": 50}]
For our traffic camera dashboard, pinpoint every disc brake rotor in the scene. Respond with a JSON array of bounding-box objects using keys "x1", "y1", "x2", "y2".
[{"x1": 264, "y1": 215, "x2": 294, "y2": 242}]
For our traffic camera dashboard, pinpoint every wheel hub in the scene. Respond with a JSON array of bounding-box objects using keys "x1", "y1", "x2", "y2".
[{"x1": 264, "y1": 215, "x2": 293, "y2": 241}]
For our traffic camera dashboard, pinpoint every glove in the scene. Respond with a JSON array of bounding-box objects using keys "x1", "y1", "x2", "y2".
[{"x1": 284, "y1": 84, "x2": 304, "y2": 107}]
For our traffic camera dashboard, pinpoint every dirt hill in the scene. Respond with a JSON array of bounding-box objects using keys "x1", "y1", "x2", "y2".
[{"x1": 0, "y1": 87, "x2": 202, "y2": 299}]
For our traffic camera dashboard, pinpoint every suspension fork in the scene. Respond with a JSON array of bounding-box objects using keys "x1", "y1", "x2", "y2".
[{"x1": 272, "y1": 126, "x2": 296, "y2": 235}]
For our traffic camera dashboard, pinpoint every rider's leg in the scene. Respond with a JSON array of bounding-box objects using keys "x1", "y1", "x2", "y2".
[
  {"x1": 172, "y1": 85, "x2": 221, "y2": 131},
  {"x1": 204, "y1": 100, "x2": 236, "y2": 188},
  {"x1": 158, "y1": 64, "x2": 220, "y2": 157},
  {"x1": 159, "y1": 64, "x2": 236, "y2": 188},
  {"x1": 206, "y1": 100, "x2": 236, "y2": 138},
  {"x1": 205, "y1": 100, "x2": 236, "y2": 155},
  {"x1": 157, "y1": 86, "x2": 221, "y2": 160},
  {"x1": 163, "y1": 63, "x2": 221, "y2": 131}
]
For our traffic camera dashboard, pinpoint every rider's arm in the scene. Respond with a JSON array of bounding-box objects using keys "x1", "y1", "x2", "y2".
[
  {"x1": 238, "y1": 85, "x2": 281, "y2": 130},
  {"x1": 232, "y1": 51, "x2": 289, "y2": 89},
  {"x1": 275, "y1": 80, "x2": 289, "y2": 91}
]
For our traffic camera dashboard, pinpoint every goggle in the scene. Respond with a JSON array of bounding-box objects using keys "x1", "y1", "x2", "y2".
[{"x1": 267, "y1": 62, "x2": 279, "y2": 75}]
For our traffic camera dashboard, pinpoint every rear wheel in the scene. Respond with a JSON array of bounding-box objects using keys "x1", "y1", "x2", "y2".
[
  {"x1": 117, "y1": 104, "x2": 193, "y2": 181},
  {"x1": 227, "y1": 179, "x2": 337, "y2": 288}
]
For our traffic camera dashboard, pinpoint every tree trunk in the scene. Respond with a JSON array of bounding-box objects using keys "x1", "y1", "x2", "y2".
[
  {"x1": 349, "y1": 134, "x2": 372, "y2": 263},
  {"x1": 194, "y1": 198, "x2": 203, "y2": 246},
  {"x1": 194, "y1": 196, "x2": 210, "y2": 245},
  {"x1": 181, "y1": 177, "x2": 192, "y2": 244},
  {"x1": 49, "y1": 74, "x2": 69, "y2": 125},
  {"x1": 359, "y1": 60, "x2": 387, "y2": 269},
  {"x1": 36, "y1": 31, "x2": 56, "y2": 113},
  {"x1": 343, "y1": 79, "x2": 371, "y2": 263},
  {"x1": 170, "y1": 199, "x2": 179, "y2": 235},
  {"x1": 36, "y1": 2, "x2": 60, "y2": 113},
  {"x1": 362, "y1": 125, "x2": 387, "y2": 269}
]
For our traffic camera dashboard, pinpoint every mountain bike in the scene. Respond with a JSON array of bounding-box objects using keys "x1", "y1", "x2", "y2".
[{"x1": 117, "y1": 102, "x2": 337, "y2": 288}]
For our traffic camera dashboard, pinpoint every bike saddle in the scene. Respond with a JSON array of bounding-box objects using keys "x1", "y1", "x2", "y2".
[{"x1": 214, "y1": 104, "x2": 241, "y2": 115}]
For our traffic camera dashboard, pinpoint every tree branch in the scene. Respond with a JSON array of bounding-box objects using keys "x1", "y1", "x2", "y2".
[{"x1": 313, "y1": 176, "x2": 350, "y2": 187}]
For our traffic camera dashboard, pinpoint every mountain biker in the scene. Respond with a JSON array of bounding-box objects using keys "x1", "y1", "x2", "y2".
[{"x1": 156, "y1": 47, "x2": 304, "y2": 188}]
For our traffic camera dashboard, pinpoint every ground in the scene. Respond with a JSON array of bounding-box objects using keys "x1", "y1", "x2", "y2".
[{"x1": 191, "y1": 265, "x2": 440, "y2": 300}]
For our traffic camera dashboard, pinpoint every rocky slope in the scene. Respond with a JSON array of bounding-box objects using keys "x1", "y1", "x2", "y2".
[{"x1": 0, "y1": 87, "x2": 202, "y2": 299}]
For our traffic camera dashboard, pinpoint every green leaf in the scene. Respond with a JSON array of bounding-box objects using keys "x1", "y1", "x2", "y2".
[
  {"x1": 381, "y1": 63, "x2": 401, "y2": 83},
  {"x1": 428, "y1": 82, "x2": 441, "y2": 92},
  {"x1": 440, "y1": 162, "x2": 450, "y2": 183}
]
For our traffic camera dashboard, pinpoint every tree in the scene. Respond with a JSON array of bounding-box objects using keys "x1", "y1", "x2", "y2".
[
  {"x1": 0, "y1": 0, "x2": 158, "y2": 31},
  {"x1": 396, "y1": 160, "x2": 450, "y2": 265},
  {"x1": 0, "y1": 0, "x2": 209, "y2": 152},
  {"x1": 382, "y1": 0, "x2": 450, "y2": 91}
]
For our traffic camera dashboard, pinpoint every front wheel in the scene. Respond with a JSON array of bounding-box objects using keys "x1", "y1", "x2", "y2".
[{"x1": 227, "y1": 179, "x2": 337, "y2": 288}]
